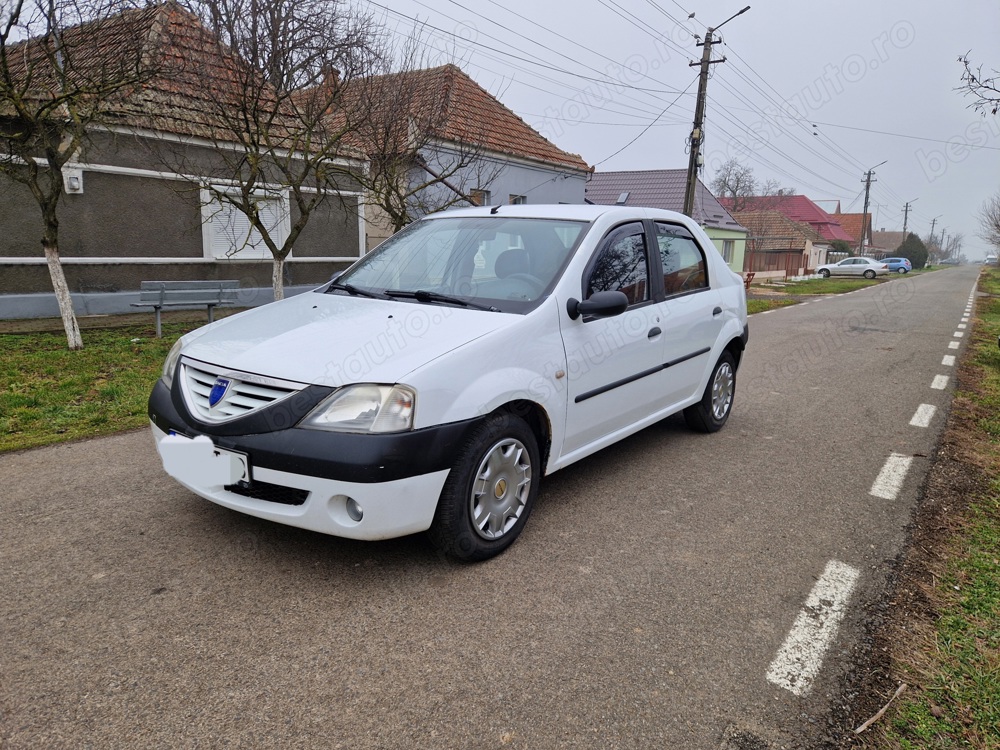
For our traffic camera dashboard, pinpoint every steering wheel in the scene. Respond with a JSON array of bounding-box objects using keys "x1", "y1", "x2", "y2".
[{"x1": 504, "y1": 272, "x2": 545, "y2": 294}]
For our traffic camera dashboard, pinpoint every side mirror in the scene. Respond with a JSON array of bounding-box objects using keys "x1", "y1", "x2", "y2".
[{"x1": 566, "y1": 290, "x2": 630, "y2": 320}]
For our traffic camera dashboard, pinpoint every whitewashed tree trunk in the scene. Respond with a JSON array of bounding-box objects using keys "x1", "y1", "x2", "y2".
[
  {"x1": 43, "y1": 243, "x2": 83, "y2": 350},
  {"x1": 272, "y1": 256, "x2": 285, "y2": 302}
]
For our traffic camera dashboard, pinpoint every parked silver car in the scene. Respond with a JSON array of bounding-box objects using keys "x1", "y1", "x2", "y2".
[{"x1": 816, "y1": 257, "x2": 889, "y2": 279}]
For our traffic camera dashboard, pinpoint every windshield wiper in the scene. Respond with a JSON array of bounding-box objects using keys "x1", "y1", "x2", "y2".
[
  {"x1": 384, "y1": 289, "x2": 500, "y2": 312},
  {"x1": 326, "y1": 282, "x2": 388, "y2": 299}
]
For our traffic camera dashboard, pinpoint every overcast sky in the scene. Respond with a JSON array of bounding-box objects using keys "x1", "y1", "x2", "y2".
[{"x1": 366, "y1": 0, "x2": 1000, "y2": 259}]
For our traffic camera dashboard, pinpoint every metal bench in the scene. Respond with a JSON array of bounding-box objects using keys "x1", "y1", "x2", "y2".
[{"x1": 132, "y1": 280, "x2": 240, "y2": 337}]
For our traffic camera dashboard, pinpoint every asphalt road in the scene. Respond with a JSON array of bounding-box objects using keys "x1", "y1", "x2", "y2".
[{"x1": 0, "y1": 265, "x2": 980, "y2": 749}]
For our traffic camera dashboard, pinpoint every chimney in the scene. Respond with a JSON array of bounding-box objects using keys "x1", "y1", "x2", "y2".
[{"x1": 321, "y1": 66, "x2": 341, "y2": 90}]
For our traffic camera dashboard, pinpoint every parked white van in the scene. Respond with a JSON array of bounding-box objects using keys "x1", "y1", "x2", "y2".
[{"x1": 150, "y1": 205, "x2": 749, "y2": 560}]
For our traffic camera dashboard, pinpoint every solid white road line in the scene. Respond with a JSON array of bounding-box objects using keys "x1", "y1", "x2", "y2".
[
  {"x1": 870, "y1": 453, "x2": 913, "y2": 500},
  {"x1": 949, "y1": 341, "x2": 960, "y2": 350},
  {"x1": 942, "y1": 355, "x2": 956, "y2": 367},
  {"x1": 910, "y1": 404, "x2": 937, "y2": 428},
  {"x1": 765, "y1": 560, "x2": 861, "y2": 697},
  {"x1": 932, "y1": 375, "x2": 949, "y2": 390}
]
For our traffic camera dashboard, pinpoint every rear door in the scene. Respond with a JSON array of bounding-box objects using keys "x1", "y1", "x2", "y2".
[{"x1": 652, "y1": 221, "x2": 723, "y2": 409}]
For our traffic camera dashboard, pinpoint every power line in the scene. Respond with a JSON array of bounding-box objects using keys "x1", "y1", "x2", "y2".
[
  {"x1": 367, "y1": 0, "x2": 684, "y2": 95},
  {"x1": 594, "y1": 76, "x2": 698, "y2": 167}
]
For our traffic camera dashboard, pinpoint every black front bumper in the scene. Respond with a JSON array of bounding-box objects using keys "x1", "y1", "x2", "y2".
[{"x1": 148, "y1": 379, "x2": 483, "y2": 484}]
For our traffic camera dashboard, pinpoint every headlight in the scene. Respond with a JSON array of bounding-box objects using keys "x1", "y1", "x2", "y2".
[
  {"x1": 162, "y1": 338, "x2": 184, "y2": 388},
  {"x1": 301, "y1": 384, "x2": 416, "y2": 433}
]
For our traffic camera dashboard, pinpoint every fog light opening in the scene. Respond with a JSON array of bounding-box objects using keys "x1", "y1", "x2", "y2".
[{"x1": 345, "y1": 497, "x2": 364, "y2": 522}]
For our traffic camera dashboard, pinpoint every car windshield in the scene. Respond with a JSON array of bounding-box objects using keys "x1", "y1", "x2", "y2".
[{"x1": 330, "y1": 216, "x2": 589, "y2": 313}]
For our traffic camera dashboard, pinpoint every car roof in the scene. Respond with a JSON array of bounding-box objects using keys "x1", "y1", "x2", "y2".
[{"x1": 428, "y1": 203, "x2": 691, "y2": 223}]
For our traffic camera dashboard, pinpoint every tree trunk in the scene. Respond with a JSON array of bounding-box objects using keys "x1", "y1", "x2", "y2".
[
  {"x1": 272, "y1": 256, "x2": 285, "y2": 302},
  {"x1": 43, "y1": 241, "x2": 83, "y2": 350}
]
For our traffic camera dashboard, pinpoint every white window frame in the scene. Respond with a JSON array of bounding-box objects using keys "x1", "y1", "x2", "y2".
[
  {"x1": 200, "y1": 186, "x2": 292, "y2": 260},
  {"x1": 722, "y1": 239, "x2": 735, "y2": 263}
]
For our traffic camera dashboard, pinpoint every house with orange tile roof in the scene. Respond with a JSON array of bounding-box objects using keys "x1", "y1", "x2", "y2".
[
  {"x1": 1, "y1": 3, "x2": 367, "y2": 318},
  {"x1": 719, "y1": 194, "x2": 854, "y2": 245},
  {"x1": 332, "y1": 64, "x2": 592, "y2": 249},
  {"x1": 730, "y1": 210, "x2": 829, "y2": 278},
  {"x1": 834, "y1": 211, "x2": 873, "y2": 253}
]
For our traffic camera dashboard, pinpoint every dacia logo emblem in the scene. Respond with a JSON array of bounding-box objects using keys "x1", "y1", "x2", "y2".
[{"x1": 208, "y1": 377, "x2": 232, "y2": 408}]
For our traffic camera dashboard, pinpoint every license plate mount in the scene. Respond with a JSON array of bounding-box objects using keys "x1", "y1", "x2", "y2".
[{"x1": 160, "y1": 433, "x2": 250, "y2": 486}]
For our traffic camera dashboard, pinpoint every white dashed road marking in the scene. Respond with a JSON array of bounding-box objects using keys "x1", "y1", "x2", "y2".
[
  {"x1": 870, "y1": 453, "x2": 913, "y2": 500},
  {"x1": 942, "y1": 355, "x2": 956, "y2": 367},
  {"x1": 954, "y1": 331, "x2": 964, "y2": 338},
  {"x1": 910, "y1": 404, "x2": 937, "y2": 428},
  {"x1": 765, "y1": 561, "x2": 861, "y2": 697},
  {"x1": 958, "y1": 324, "x2": 967, "y2": 329},
  {"x1": 932, "y1": 375, "x2": 949, "y2": 390},
  {"x1": 949, "y1": 341, "x2": 960, "y2": 350}
]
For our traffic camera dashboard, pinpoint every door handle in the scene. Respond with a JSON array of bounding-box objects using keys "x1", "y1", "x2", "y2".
[
  {"x1": 648, "y1": 327, "x2": 661, "y2": 338},
  {"x1": 712, "y1": 306, "x2": 722, "y2": 316}
]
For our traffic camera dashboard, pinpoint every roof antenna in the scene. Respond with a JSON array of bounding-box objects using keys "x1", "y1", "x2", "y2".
[{"x1": 490, "y1": 205, "x2": 500, "y2": 214}]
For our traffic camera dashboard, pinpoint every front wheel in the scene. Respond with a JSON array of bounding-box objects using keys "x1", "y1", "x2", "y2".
[
  {"x1": 819, "y1": 269, "x2": 831, "y2": 278},
  {"x1": 897, "y1": 267, "x2": 908, "y2": 274},
  {"x1": 684, "y1": 352, "x2": 736, "y2": 433},
  {"x1": 428, "y1": 412, "x2": 540, "y2": 561},
  {"x1": 863, "y1": 269, "x2": 876, "y2": 279}
]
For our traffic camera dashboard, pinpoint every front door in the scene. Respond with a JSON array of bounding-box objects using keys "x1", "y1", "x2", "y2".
[{"x1": 560, "y1": 222, "x2": 667, "y2": 457}]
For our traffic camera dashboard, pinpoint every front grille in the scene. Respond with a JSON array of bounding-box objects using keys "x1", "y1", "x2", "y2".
[
  {"x1": 225, "y1": 480, "x2": 309, "y2": 506},
  {"x1": 181, "y1": 358, "x2": 304, "y2": 423}
]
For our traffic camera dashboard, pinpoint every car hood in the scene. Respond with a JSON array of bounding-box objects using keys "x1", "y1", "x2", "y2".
[{"x1": 180, "y1": 291, "x2": 514, "y2": 386}]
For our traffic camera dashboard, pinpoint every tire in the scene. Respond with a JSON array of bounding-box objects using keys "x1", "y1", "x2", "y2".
[
  {"x1": 819, "y1": 269, "x2": 831, "y2": 278},
  {"x1": 428, "y1": 412, "x2": 540, "y2": 561},
  {"x1": 684, "y1": 351, "x2": 736, "y2": 434},
  {"x1": 863, "y1": 269, "x2": 876, "y2": 279},
  {"x1": 897, "y1": 267, "x2": 908, "y2": 274}
]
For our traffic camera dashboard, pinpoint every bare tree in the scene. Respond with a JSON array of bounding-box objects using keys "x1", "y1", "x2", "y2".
[
  {"x1": 978, "y1": 190, "x2": 1000, "y2": 251},
  {"x1": 338, "y1": 52, "x2": 504, "y2": 234},
  {"x1": 959, "y1": 53, "x2": 1000, "y2": 116},
  {"x1": 163, "y1": 0, "x2": 383, "y2": 300},
  {"x1": 709, "y1": 158, "x2": 755, "y2": 211},
  {"x1": 710, "y1": 158, "x2": 794, "y2": 212},
  {"x1": 0, "y1": 0, "x2": 156, "y2": 349}
]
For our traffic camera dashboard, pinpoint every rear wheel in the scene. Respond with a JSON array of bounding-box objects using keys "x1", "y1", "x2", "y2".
[
  {"x1": 863, "y1": 269, "x2": 876, "y2": 279},
  {"x1": 819, "y1": 268, "x2": 831, "y2": 278},
  {"x1": 428, "y1": 412, "x2": 540, "y2": 561},
  {"x1": 897, "y1": 267, "x2": 908, "y2": 274},
  {"x1": 684, "y1": 352, "x2": 736, "y2": 433}
]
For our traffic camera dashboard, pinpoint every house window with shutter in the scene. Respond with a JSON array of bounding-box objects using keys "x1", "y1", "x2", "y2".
[
  {"x1": 200, "y1": 188, "x2": 291, "y2": 260},
  {"x1": 508, "y1": 194, "x2": 527, "y2": 205}
]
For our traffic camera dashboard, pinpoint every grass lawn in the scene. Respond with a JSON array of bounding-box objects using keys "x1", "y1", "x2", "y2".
[
  {"x1": 869, "y1": 267, "x2": 1000, "y2": 748},
  {"x1": 747, "y1": 298, "x2": 798, "y2": 314},
  {"x1": 766, "y1": 277, "x2": 885, "y2": 295},
  {"x1": 0, "y1": 322, "x2": 196, "y2": 453}
]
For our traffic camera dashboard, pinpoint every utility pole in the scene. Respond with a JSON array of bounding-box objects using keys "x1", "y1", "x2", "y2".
[
  {"x1": 902, "y1": 198, "x2": 918, "y2": 233},
  {"x1": 683, "y1": 6, "x2": 750, "y2": 217},
  {"x1": 858, "y1": 160, "x2": 886, "y2": 254},
  {"x1": 929, "y1": 215, "x2": 939, "y2": 244}
]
